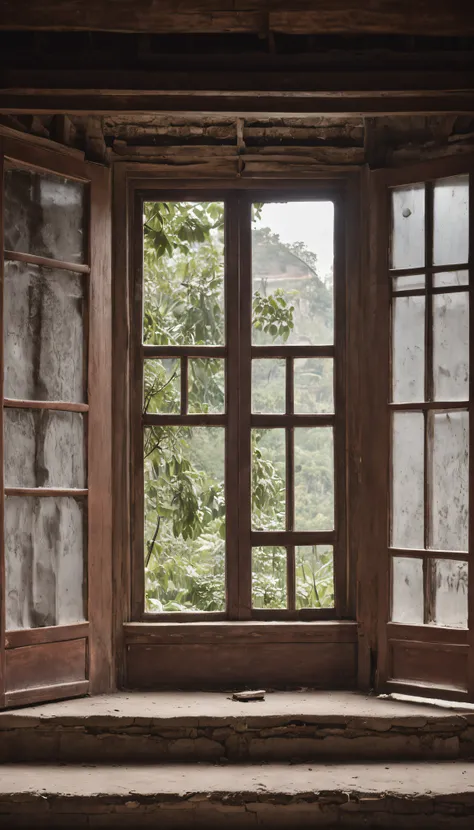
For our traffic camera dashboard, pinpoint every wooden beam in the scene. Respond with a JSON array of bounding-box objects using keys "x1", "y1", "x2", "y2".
[{"x1": 0, "y1": 1, "x2": 473, "y2": 36}]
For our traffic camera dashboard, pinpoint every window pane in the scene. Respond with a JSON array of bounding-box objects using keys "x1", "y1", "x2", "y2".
[
  {"x1": 144, "y1": 359, "x2": 180, "y2": 414},
  {"x1": 433, "y1": 293, "x2": 469, "y2": 402},
  {"x1": 4, "y1": 261, "x2": 85, "y2": 402},
  {"x1": 144, "y1": 426, "x2": 225, "y2": 613},
  {"x1": 252, "y1": 201, "x2": 334, "y2": 345},
  {"x1": 392, "y1": 412, "x2": 424, "y2": 548},
  {"x1": 294, "y1": 427, "x2": 334, "y2": 532},
  {"x1": 4, "y1": 409, "x2": 85, "y2": 489},
  {"x1": 252, "y1": 429, "x2": 285, "y2": 531},
  {"x1": 432, "y1": 559, "x2": 468, "y2": 629},
  {"x1": 296, "y1": 545, "x2": 334, "y2": 609},
  {"x1": 430, "y1": 411, "x2": 469, "y2": 551},
  {"x1": 392, "y1": 295, "x2": 425, "y2": 403},
  {"x1": 433, "y1": 175, "x2": 469, "y2": 266},
  {"x1": 252, "y1": 359, "x2": 285, "y2": 414},
  {"x1": 390, "y1": 184, "x2": 425, "y2": 270},
  {"x1": 252, "y1": 547, "x2": 286, "y2": 609},
  {"x1": 391, "y1": 556, "x2": 423, "y2": 624},
  {"x1": 4, "y1": 167, "x2": 85, "y2": 264},
  {"x1": 143, "y1": 201, "x2": 225, "y2": 346},
  {"x1": 392, "y1": 274, "x2": 425, "y2": 292},
  {"x1": 188, "y1": 359, "x2": 225, "y2": 414},
  {"x1": 294, "y1": 358, "x2": 333, "y2": 414},
  {"x1": 5, "y1": 496, "x2": 85, "y2": 630},
  {"x1": 433, "y1": 270, "x2": 468, "y2": 289}
]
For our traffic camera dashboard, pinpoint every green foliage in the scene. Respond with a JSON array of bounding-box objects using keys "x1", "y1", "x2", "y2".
[{"x1": 142, "y1": 200, "x2": 334, "y2": 613}]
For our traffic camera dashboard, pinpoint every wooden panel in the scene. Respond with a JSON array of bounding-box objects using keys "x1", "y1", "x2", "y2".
[
  {"x1": 0, "y1": 1, "x2": 472, "y2": 35},
  {"x1": 389, "y1": 640, "x2": 467, "y2": 690},
  {"x1": 5, "y1": 622, "x2": 89, "y2": 649},
  {"x1": 5, "y1": 638, "x2": 87, "y2": 692},
  {"x1": 126, "y1": 641, "x2": 357, "y2": 689},
  {"x1": 4, "y1": 680, "x2": 89, "y2": 708},
  {"x1": 124, "y1": 620, "x2": 358, "y2": 644}
]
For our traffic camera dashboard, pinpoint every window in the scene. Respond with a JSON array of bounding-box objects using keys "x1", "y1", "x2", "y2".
[{"x1": 132, "y1": 190, "x2": 346, "y2": 620}]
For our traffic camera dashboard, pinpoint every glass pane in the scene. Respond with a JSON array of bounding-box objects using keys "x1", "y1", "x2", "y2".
[
  {"x1": 144, "y1": 426, "x2": 225, "y2": 613},
  {"x1": 143, "y1": 201, "x2": 224, "y2": 346},
  {"x1": 433, "y1": 292, "x2": 469, "y2": 401},
  {"x1": 392, "y1": 295, "x2": 425, "y2": 403},
  {"x1": 252, "y1": 359, "x2": 285, "y2": 414},
  {"x1": 392, "y1": 274, "x2": 425, "y2": 292},
  {"x1": 390, "y1": 184, "x2": 425, "y2": 270},
  {"x1": 294, "y1": 358, "x2": 334, "y2": 414},
  {"x1": 252, "y1": 429, "x2": 285, "y2": 531},
  {"x1": 188, "y1": 358, "x2": 225, "y2": 414},
  {"x1": 144, "y1": 359, "x2": 180, "y2": 414},
  {"x1": 391, "y1": 556, "x2": 423, "y2": 624},
  {"x1": 4, "y1": 167, "x2": 85, "y2": 263},
  {"x1": 4, "y1": 409, "x2": 85, "y2": 489},
  {"x1": 296, "y1": 545, "x2": 334, "y2": 609},
  {"x1": 294, "y1": 427, "x2": 334, "y2": 531},
  {"x1": 252, "y1": 547, "x2": 286, "y2": 609},
  {"x1": 252, "y1": 201, "x2": 334, "y2": 345},
  {"x1": 4, "y1": 261, "x2": 85, "y2": 402},
  {"x1": 433, "y1": 175, "x2": 469, "y2": 266},
  {"x1": 433, "y1": 270, "x2": 468, "y2": 289},
  {"x1": 392, "y1": 412, "x2": 424, "y2": 548},
  {"x1": 430, "y1": 411, "x2": 469, "y2": 551},
  {"x1": 5, "y1": 496, "x2": 85, "y2": 630},
  {"x1": 432, "y1": 559, "x2": 468, "y2": 628}
]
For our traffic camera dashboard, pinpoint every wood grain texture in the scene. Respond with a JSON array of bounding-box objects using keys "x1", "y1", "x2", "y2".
[
  {"x1": 389, "y1": 640, "x2": 468, "y2": 691},
  {"x1": 4, "y1": 680, "x2": 88, "y2": 707},
  {"x1": 124, "y1": 620, "x2": 358, "y2": 644},
  {"x1": 0, "y1": 1, "x2": 472, "y2": 35},
  {"x1": 5, "y1": 622, "x2": 89, "y2": 649},
  {"x1": 5, "y1": 639, "x2": 87, "y2": 692}
]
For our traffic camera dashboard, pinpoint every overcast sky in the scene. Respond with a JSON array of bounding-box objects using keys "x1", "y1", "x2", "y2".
[{"x1": 253, "y1": 201, "x2": 334, "y2": 280}]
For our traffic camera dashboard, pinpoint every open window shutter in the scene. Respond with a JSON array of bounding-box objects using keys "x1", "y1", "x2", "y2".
[{"x1": 0, "y1": 131, "x2": 112, "y2": 708}]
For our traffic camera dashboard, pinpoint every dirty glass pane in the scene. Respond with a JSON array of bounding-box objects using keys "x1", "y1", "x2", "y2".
[
  {"x1": 252, "y1": 201, "x2": 334, "y2": 345},
  {"x1": 430, "y1": 411, "x2": 469, "y2": 551},
  {"x1": 188, "y1": 358, "x2": 225, "y2": 414},
  {"x1": 252, "y1": 429, "x2": 285, "y2": 531},
  {"x1": 252, "y1": 547, "x2": 286, "y2": 609},
  {"x1": 295, "y1": 427, "x2": 334, "y2": 532},
  {"x1": 433, "y1": 175, "x2": 469, "y2": 266},
  {"x1": 392, "y1": 412, "x2": 424, "y2": 549},
  {"x1": 4, "y1": 409, "x2": 85, "y2": 489},
  {"x1": 294, "y1": 358, "x2": 334, "y2": 414},
  {"x1": 391, "y1": 556, "x2": 423, "y2": 624},
  {"x1": 4, "y1": 261, "x2": 85, "y2": 402},
  {"x1": 4, "y1": 166, "x2": 85, "y2": 263},
  {"x1": 143, "y1": 201, "x2": 225, "y2": 346},
  {"x1": 252, "y1": 359, "x2": 285, "y2": 414},
  {"x1": 390, "y1": 184, "x2": 425, "y2": 270},
  {"x1": 144, "y1": 359, "x2": 180, "y2": 414},
  {"x1": 5, "y1": 496, "x2": 85, "y2": 630},
  {"x1": 433, "y1": 292, "x2": 469, "y2": 402},
  {"x1": 433, "y1": 270, "x2": 468, "y2": 289},
  {"x1": 392, "y1": 274, "x2": 425, "y2": 292},
  {"x1": 296, "y1": 545, "x2": 334, "y2": 609},
  {"x1": 392, "y1": 295, "x2": 425, "y2": 403},
  {"x1": 432, "y1": 559, "x2": 468, "y2": 628},
  {"x1": 144, "y1": 426, "x2": 225, "y2": 613}
]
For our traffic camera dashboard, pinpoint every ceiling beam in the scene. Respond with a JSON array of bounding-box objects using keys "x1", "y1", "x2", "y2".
[{"x1": 0, "y1": 1, "x2": 473, "y2": 36}]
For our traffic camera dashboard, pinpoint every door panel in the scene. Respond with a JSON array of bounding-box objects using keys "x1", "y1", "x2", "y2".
[
  {"x1": 0, "y1": 133, "x2": 112, "y2": 707},
  {"x1": 375, "y1": 155, "x2": 474, "y2": 701}
]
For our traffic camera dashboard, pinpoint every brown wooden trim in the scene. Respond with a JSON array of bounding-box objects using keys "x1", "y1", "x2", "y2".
[
  {"x1": 4, "y1": 488, "x2": 88, "y2": 497},
  {"x1": 143, "y1": 413, "x2": 226, "y2": 426},
  {"x1": 4, "y1": 680, "x2": 89, "y2": 708},
  {"x1": 252, "y1": 607, "x2": 335, "y2": 621},
  {"x1": 390, "y1": 263, "x2": 469, "y2": 278},
  {"x1": 389, "y1": 400, "x2": 469, "y2": 411},
  {"x1": 384, "y1": 680, "x2": 469, "y2": 701},
  {"x1": 144, "y1": 345, "x2": 226, "y2": 358},
  {"x1": 387, "y1": 623, "x2": 468, "y2": 645},
  {"x1": 468, "y1": 160, "x2": 474, "y2": 701},
  {"x1": 251, "y1": 530, "x2": 334, "y2": 546},
  {"x1": 123, "y1": 619, "x2": 358, "y2": 645},
  {"x1": 3, "y1": 399, "x2": 89, "y2": 413},
  {"x1": 3, "y1": 137, "x2": 91, "y2": 182},
  {"x1": 138, "y1": 612, "x2": 228, "y2": 623},
  {"x1": 0, "y1": 123, "x2": 84, "y2": 159},
  {"x1": 394, "y1": 285, "x2": 468, "y2": 298},
  {"x1": 180, "y1": 356, "x2": 188, "y2": 415},
  {"x1": 0, "y1": 141, "x2": 5, "y2": 708},
  {"x1": 5, "y1": 622, "x2": 90, "y2": 649},
  {"x1": 389, "y1": 548, "x2": 469, "y2": 561},
  {"x1": 252, "y1": 345, "x2": 335, "y2": 358},
  {"x1": 4, "y1": 249, "x2": 90, "y2": 275},
  {"x1": 251, "y1": 414, "x2": 334, "y2": 427},
  {"x1": 238, "y1": 197, "x2": 253, "y2": 620},
  {"x1": 287, "y1": 545, "x2": 296, "y2": 613},
  {"x1": 134, "y1": 181, "x2": 348, "y2": 197}
]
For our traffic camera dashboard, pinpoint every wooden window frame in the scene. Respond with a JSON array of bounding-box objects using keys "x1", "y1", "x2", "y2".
[{"x1": 125, "y1": 178, "x2": 351, "y2": 624}]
